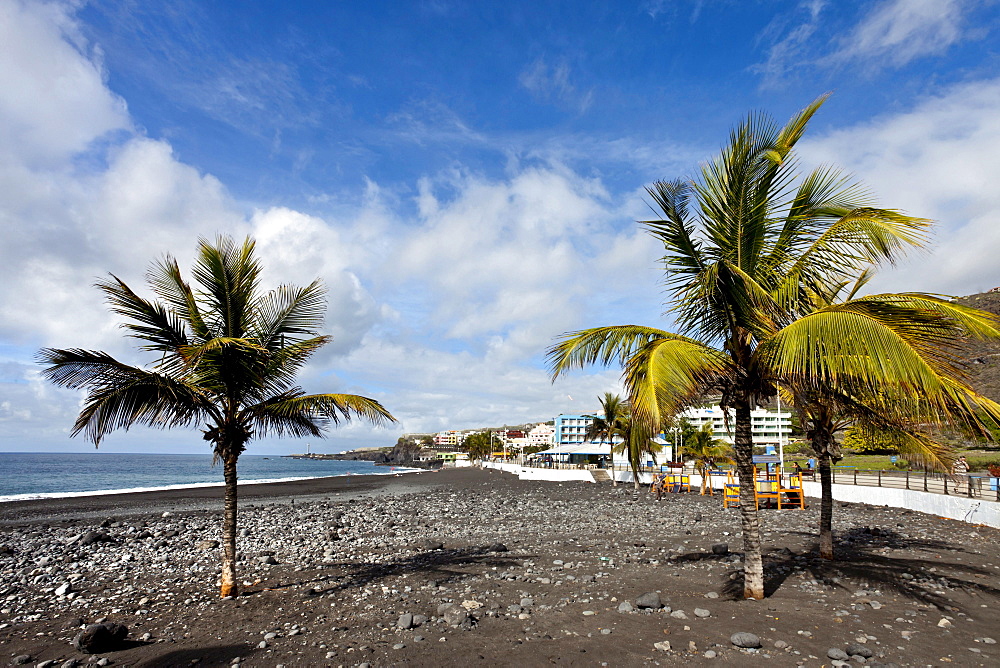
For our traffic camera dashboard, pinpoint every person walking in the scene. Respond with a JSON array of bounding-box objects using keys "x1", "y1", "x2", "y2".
[{"x1": 952, "y1": 456, "x2": 970, "y2": 494}]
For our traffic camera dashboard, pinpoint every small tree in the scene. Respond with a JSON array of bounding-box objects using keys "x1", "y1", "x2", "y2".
[
  {"x1": 39, "y1": 236, "x2": 395, "y2": 597},
  {"x1": 463, "y1": 431, "x2": 493, "y2": 461}
]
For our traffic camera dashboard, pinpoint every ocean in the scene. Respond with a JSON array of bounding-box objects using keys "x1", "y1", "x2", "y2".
[{"x1": 0, "y1": 452, "x2": 414, "y2": 503}]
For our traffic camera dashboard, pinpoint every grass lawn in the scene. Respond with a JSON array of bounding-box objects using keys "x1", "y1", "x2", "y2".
[{"x1": 782, "y1": 451, "x2": 1000, "y2": 473}]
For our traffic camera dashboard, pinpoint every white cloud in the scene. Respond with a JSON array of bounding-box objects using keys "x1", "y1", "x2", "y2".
[
  {"x1": 831, "y1": 0, "x2": 968, "y2": 67},
  {"x1": 0, "y1": 0, "x2": 674, "y2": 454},
  {"x1": 0, "y1": 0, "x2": 129, "y2": 166},
  {"x1": 754, "y1": 0, "x2": 979, "y2": 86},
  {"x1": 801, "y1": 77, "x2": 1000, "y2": 296}
]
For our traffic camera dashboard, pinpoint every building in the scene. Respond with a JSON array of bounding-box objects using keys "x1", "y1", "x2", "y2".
[
  {"x1": 677, "y1": 404, "x2": 792, "y2": 448},
  {"x1": 526, "y1": 423, "x2": 555, "y2": 447},
  {"x1": 553, "y1": 414, "x2": 596, "y2": 445},
  {"x1": 433, "y1": 430, "x2": 463, "y2": 448}
]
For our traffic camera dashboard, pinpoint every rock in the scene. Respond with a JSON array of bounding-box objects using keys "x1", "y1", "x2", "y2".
[
  {"x1": 392, "y1": 643, "x2": 405, "y2": 650},
  {"x1": 258, "y1": 555, "x2": 278, "y2": 565},
  {"x1": 976, "y1": 637, "x2": 997, "y2": 644},
  {"x1": 79, "y1": 531, "x2": 113, "y2": 547},
  {"x1": 422, "y1": 539, "x2": 444, "y2": 550},
  {"x1": 54, "y1": 582, "x2": 71, "y2": 596},
  {"x1": 669, "y1": 609, "x2": 688, "y2": 620},
  {"x1": 774, "y1": 640, "x2": 788, "y2": 649},
  {"x1": 397, "y1": 613, "x2": 413, "y2": 630},
  {"x1": 486, "y1": 542, "x2": 508, "y2": 552},
  {"x1": 731, "y1": 632, "x2": 762, "y2": 649},
  {"x1": 635, "y1": 592, "x2": 662, "y2": 609},
  {"x1": 195, "y1": 540, "x2": 219, "y2": 550},
  {"x1": 519, "y1": 598, "x2": 534, "y2": 607},
  {"x1": 937, "y1": 618, "x2": 953, "y2": 628},
  {"x1": 869, "y1": 601, "x2": 883, "y2": 610},
  {"x1": 653, "y1": 641, "x2": 671, "y2": 651},
  {"x1": 11, "y1": 656, "x2": 31, "y2": 666},
  {"x1": 442, "y1": 605, "x2": 469, "y2": 626},
  {"x1": 827, "y1": 648, "x2": 850, "y2": 661},
  {"x1": 704, "y1": 650, "x2": 717, "y2": 658},
  {"x1": 711, "y1": 543, "x2": 729, "y2": 555},
  {"x1": 693, "y1": 608, "x2": 710, "y2": 618},
  {"x1": 73, "y1": 622, "x2": 128, "y2": 654},
  {"x1": 617, "y1": 601, "x2": 634, "y2": 613},
  {"x1": 846, "y1": 644, "x2": 873, "y2": 658}
]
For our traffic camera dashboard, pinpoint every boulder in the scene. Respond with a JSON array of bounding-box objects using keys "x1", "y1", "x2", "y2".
[
  {"x1": 73, "y1": 622, "x2": 128, "y2": 654},
  {"x1": 730, "y1": 632, "x2": 761, "y2": 649},
  {"x1": 635, "y1": 592, "x2": 662, "y2": 609}
]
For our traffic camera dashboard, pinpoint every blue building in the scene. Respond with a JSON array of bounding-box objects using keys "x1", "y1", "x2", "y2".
[{"x1": 553, "y1": 414, "x2": 595, "y2": 445}]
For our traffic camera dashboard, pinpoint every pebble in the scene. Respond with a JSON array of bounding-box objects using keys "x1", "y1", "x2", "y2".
[
  {"x1": 828, "y1": 648, "x2": 850, "y2": 660},
  {"x1": 693, "y1": 608, "x2": 710, "y2": 618},
  {"x1": 653, "y1": 641, "x2": 671, "y2": 651},
  {"x1": 703, "y1": 650, "x2": 717, "y2": 658}
]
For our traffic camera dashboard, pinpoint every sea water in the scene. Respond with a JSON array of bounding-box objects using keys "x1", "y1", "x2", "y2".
[{"x1": 0, "y1": 452, "x2": 415, "y2": 502}]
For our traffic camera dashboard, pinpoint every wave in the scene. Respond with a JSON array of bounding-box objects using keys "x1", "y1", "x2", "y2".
[{"x1": 0, "y1": 467, "x2": 425, "y2": 503}]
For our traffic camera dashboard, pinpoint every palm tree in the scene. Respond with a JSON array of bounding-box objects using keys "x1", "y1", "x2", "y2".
[
  {"x1": 618, "y1": 415, "x2": 664, "y2": 491},
  {"x1": 683, "y1": 423, "x2": 732, "y2": 495},
  {"x1": 775, "y1": 274, "x2": 1000, "y2": 559},
  {"x1": 38, "y1": 236, "x2": 396, "y2": 598},
  {"x1": 584, "y1": 393, "x2": 629, "y2": 485},
  {"x1": 549, "y1": 95, "x2": 936, "y2": 599}
]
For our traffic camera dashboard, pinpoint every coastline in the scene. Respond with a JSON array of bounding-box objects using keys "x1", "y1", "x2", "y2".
[{"x1": 0, "y1": 466, "x2": 442, "y2": 526}]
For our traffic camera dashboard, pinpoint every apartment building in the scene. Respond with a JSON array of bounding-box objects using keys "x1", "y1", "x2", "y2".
[{"x1": 677, "y1": 404, "x2": 792, "y2": 447}]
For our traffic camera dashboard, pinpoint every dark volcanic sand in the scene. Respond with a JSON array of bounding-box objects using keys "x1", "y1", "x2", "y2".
[{"x1": 1, "y1": 467, "x2": 998, "y2": 667}]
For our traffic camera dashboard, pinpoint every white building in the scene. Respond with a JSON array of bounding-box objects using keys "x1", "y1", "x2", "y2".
[
  {"x1": 677, "y1": 404, "x2": 792, "y2": 448},
  {"x1": 526, "y1": 423, "x2": 555, "y2": 447}
]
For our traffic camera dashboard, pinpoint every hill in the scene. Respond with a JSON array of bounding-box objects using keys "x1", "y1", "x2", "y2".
[{"x1": 956, "y1": 290, "x2": 1000, "y2": 402}]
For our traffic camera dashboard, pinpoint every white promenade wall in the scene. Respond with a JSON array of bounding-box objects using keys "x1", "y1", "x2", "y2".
[
  {"x1": 800, "y1": 480, "x2": 1000, "y2": 528},
  {"x1": 482, "y1": 462, "x2": 1000, "y2": 529}
]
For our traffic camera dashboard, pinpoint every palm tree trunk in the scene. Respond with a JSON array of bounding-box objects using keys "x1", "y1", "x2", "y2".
[
  {"x1": 733, "y1": 401, "x2": 765, "y2": 599},
  {"x1": 220, "y1": 453, "x2": 239, "y2": 598},
  {"x1": 818, "y1": 450, "x2": 834, "y2": 560},
  {"x1": 631, "y1": 453, "x2": 641, "y2": 491}
]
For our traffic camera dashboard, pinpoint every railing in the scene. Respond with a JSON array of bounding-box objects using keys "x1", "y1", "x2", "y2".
[{"x1": 827, "y1": 468, "x2": 1000, "y2": 501}]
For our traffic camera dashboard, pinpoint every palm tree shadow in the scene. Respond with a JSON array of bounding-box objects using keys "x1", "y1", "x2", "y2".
[
  {"x1": 246, "y1": 545, "x2": 526, "y2": 596},
  {"x1": 716, "y1": 527, "x2": 1000, "y2": 606}
]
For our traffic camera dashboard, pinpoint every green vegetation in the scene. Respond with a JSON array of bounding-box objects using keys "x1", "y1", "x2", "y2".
[{"x1": 39, "y1": 236, "x2": 396, "y2": 598}]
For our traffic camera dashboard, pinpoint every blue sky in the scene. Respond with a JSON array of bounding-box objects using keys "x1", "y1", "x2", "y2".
[{"x1": 2, "y1": 0, "x2": 1000, "y2": 454}]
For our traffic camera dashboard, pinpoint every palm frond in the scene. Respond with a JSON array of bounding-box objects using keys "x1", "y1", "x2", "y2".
[
  {"x1": 547, "y1": 325, "x2": 676, "y2": 379},
  {"x1": 247, "y1": 392, "x2": 397, "y2": 438},
  {"x1": 37, "y1": 348, "x2": 215, "y2": 444}
]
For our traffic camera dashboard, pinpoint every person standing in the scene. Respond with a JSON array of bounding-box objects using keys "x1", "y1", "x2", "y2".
[{"x1": 953, "y1": 456, "x2": 970, "y2": 494}]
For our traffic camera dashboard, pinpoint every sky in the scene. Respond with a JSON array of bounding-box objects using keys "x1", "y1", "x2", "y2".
[{"x1": 2, "y1": 0, "x2": 1000, "y2": 455}]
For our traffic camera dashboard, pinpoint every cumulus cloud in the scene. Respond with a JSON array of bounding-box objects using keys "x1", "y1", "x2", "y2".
[
  {"x1": 0, "y1": 0, "x2": 129, "y2": 166},
  {"x1": 800, "y1": 77, "x2": 1000, "y2": 295},
  {"x1": 0, "y1": 1, "x2": 661, "y2": 453}
]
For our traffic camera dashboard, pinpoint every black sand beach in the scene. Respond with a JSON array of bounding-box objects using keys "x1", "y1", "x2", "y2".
[{"x1": 2, "y1": 467, "x2": 998, "y2": 667}]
